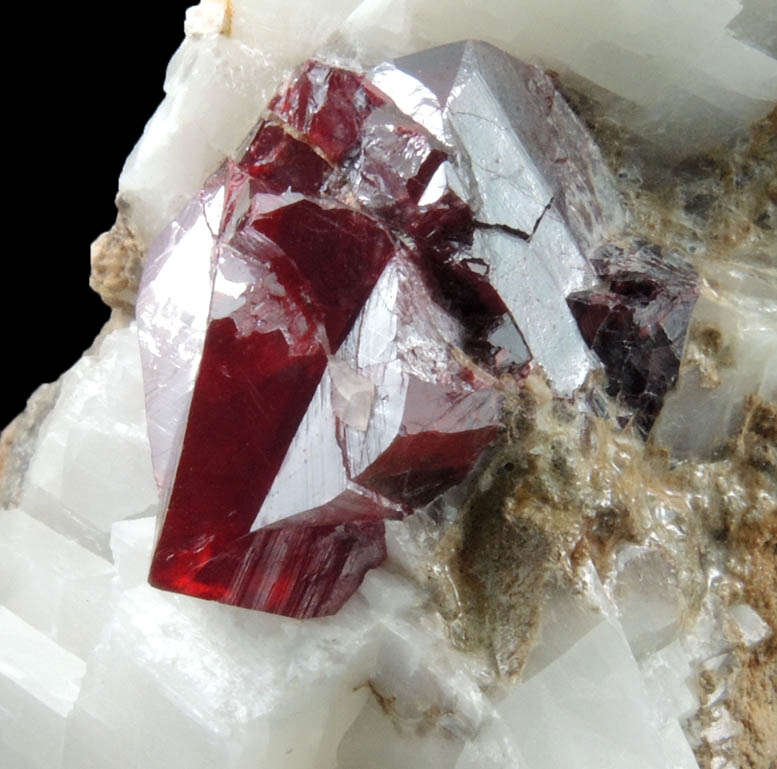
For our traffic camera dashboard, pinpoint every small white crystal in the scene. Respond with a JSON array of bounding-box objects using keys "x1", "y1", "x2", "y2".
[
  {"x1": 329, "y1": 359, "x2": 375, "y2": 431},
  {"x1": 730, "y1": 603, "x2": 772, "y2": 648},
  {"x1": 109, "y1": 516, "x2": 156, "y2": 590},
  {"x1": 639, "y1": 640, "x2": 699, "y2": 722},
  {"x1": 701, "y1": 706, "x2": 742, "y2": 745}
]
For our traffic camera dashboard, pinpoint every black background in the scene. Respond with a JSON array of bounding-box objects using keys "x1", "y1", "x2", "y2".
[{"x1": 2, "y1": 3, "x2": 192, "y2": 429}]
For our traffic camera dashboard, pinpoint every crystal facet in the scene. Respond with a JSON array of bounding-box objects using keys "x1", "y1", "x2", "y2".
[
  {"x1": 139, "y1": 44, "x2": 699, "y2": 618},
  {"x1": 568, "y1": 242, "x2": 700, "y2": 436}
]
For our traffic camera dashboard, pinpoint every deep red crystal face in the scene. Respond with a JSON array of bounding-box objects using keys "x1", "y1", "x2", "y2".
[
  {"x1": 239, "y1": 122, "x2": 332, "y2": 195},
  {"x1": 141, "y1": 49, "x2": 698, "y2": 618},
  {"x1": 269, "y1": 61, "x2": 387, "y2": 163},
  {"x1": 245, "y1": 200, "x2": 396, "y2": 348},
  {"x1": 568, "y1": 243, "x2": 699, "y2": 436},
  {"x1": 147, "y1": 61, "x2": 507, "y2": 618}
]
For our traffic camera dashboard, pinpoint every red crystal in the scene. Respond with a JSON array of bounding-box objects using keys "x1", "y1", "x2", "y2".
[
  {"x1": 269, "y1": 61, "x2": 387, "y2": 163},
  {"x1": 141, "y1": 50, "x2": 699, "y2": 619},
  {"x1": 147, "y1": 60, "x2": 508, "y2": 617},
  {"x1": 244, "y1": 199, "x2": 396, "y2": 348},
  {"x1": 567, "y1": 242, "x2": 699, "y2": 436},
  {"x1": 239, "y1": 122, "x2": 332, "y2": 195}
]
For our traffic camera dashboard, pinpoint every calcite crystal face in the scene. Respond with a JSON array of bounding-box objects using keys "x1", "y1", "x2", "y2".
[{"x1": 137, "y1": 41, "x2": 697, "y2": 618}]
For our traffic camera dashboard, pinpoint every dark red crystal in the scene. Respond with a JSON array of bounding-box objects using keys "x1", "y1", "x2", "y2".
[
  {"x1": 567, "y1": 242, "x2": 699, "y2": 436},
  {"x1": 244, "y1": 199, "x2": 396, "y2": 348},
  {"x1": 148, "y1": 60, "x2": 508, "y2": 618},
  {"x1": 269, "y1": 61, "x2": 387, "y2": 163},
  {"x1": 142, "y1": 50, "x2": 699, "y2": 620},
  {"x1": 239, "y1": 121, "x2": 332, "y2": 195}
]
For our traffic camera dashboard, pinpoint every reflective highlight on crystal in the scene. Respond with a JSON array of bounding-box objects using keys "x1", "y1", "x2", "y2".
[
  {"x1": 568, "y1": 242, "x2": 700, "y2": 436},
  {"x1": 139, "y1": 43, "x2": 698, "y2": 618}
]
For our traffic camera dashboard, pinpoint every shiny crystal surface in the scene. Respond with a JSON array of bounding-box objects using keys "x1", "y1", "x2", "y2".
[
  {"x1": 137, "y1": 43, "x2": 698, "y2": 618},
  {"x1": 568, "y1": 242, "x2": 700, "y2": 436}
]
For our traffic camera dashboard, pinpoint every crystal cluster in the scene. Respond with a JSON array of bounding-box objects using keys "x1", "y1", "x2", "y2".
[
  {"x1": 2, "y1": 6, "x2": 776, "y2": 768},
  {"x1": 137, "y1": 41, "x2": 698, "y2": 618}
]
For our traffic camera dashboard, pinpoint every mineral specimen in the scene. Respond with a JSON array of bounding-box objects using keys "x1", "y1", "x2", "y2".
[
  {"x1": 568, "y1": 242, "x2": 700, "y2": 436},
  {"x1": 138, "y1": 42, "x2": 689, "y2": 618},
  {"x1": 2, "y1": 3, "x2": 776, "y2": 769}
]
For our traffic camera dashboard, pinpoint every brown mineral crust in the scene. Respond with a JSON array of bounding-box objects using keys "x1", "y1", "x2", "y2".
[
  {"x1": 222, "y1": 0, "x2": 233, "y2": 36},
  {"x1": 428, "y1": 372, "x2": 777, "y2": 691},
  {"x1": 429, "y1": 381, "x2": 552, "y2": 678},
  {"x1": 724, "y1": 400, "x2": 777, "y2": 769},
  {"x1": 0, "y1": 417, "x2": 16, "y2": 487},
  {"x1": 569, "y1": 502, "x2": 639, "y2": 578},
  {"x1": 90, "y1": 202, "x2": 145, "y2": 311},
  {"x1": 727, "y1": 637, "x2": 777, "y2": 769},
  {"x1": 442, "y1": 472, "x2": 556, "y2": 678},
  {"x1": 431, "y1": 374, "x2": 668, "y2": 678},
  {"x1": 742, "y1": 400, "x2": 777, "y2": 481}
]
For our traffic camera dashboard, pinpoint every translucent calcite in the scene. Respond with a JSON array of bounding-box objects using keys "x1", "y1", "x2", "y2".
[{"x1": 138, "y1": 42, "x2": 697, "y2": 618}]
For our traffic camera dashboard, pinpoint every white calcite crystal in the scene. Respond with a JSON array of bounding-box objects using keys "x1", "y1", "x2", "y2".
[
  {"x1": 0, "y1": 509, "x2": 113, "y2": 660},
  {"x1": 2, "y1": 2, "x2": 776, "y2": 769},
  {"x1": 119, "y1": 0, "x2": 777, "y2": 248},
  {"x1": 0, "y1": 607, "x2": 85, "y2": 769}
]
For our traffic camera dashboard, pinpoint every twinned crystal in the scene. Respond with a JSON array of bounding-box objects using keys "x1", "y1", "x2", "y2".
[{"x1": 138, "y1": 41, "x2": 699, "y2": 618}]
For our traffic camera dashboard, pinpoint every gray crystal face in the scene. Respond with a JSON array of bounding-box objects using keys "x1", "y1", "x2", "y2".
[
  {"x1": 369, "y1": 40, "x2": 615, "y2": 396},
  {"x1": 389, "y1": 40, "x2": 625, "y2": 252},
  {"x1": 471, "y1": 219, "x2": 595, "y2": 396}
]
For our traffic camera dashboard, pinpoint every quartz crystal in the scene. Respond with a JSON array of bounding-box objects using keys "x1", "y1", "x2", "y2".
[{"x1": 136, "y1": 42, "x2": 689, "y2": 618}]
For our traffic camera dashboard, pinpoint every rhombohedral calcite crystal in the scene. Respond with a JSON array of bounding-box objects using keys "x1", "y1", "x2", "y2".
[{"x1": 137, "y1": 41, "x2": 698, "y2": 618}]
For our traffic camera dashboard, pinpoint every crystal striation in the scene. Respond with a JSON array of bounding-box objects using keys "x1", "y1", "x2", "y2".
[{"x1": 138, "y1": 42, "x2": 698, "y2": 618}]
